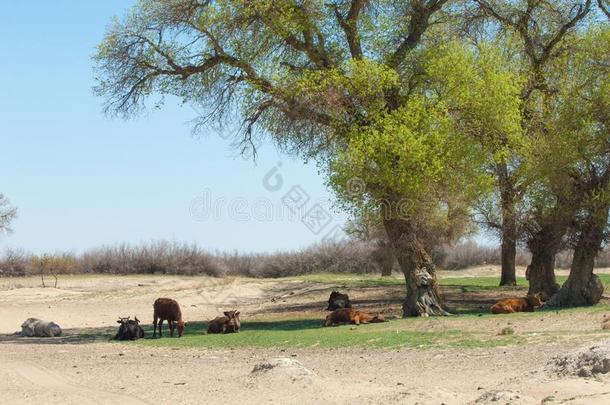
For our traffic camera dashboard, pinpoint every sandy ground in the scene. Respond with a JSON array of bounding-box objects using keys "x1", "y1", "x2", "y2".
[{"x1": 1, "y1": 268, "x2": 610, "y2": 404}]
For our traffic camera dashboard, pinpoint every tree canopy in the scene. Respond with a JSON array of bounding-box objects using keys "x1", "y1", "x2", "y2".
[{"x1": 95, "y1": 0, "x2": 609, "y2": 315}]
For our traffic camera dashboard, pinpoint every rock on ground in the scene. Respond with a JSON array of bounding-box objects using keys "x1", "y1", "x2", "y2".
[
  {"x1": 470, "y1": 390, "x2": 535, "y2": 404},
  {"x1": 546, "y1": 339, "x2": 610, "y2": 378}
]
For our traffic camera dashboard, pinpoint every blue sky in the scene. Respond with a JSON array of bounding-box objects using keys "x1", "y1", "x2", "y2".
[{"x1": 0, "y1": 1, "x2": 347, "y2": 254}]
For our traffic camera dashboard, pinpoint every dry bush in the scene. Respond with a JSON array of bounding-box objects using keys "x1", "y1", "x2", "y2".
[
  {"x1": 3, "y1": 240, "x2": 610, "y2": 278},
  {"x1": 243, "y1": 241, "x2": 380, "y2": 278},
  {"x1": 555, "y1": 250, "x2": 574, "y2": 269},
  {"x1": 0, "y1": 248, "x2": 29, "y2": 276},
  {"x1": 31, "y1": 253, "x2": 78, "y2": 287},
  {"x1": 80, "y1": 241, "x2": 224, "y2": 276},
  {"x1": 435, "y1": 241, "x2": 531, "y2": 270}
]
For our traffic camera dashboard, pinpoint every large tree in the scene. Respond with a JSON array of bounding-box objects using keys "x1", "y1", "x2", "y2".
[
  {"x1": 472, "y1": 0, "x2": 595, "y2": 286},
  {"x1": 95, "y1": 0, "x2": 494, "y2": 316},
  {"x1": 541, "y1": 26, "x2": 610, "y2": 306}
]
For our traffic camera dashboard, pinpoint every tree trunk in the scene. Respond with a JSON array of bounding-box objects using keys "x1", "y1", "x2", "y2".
[
  {"x1": 545, "y1": 201, "x2": 608, "y2": 307},
  {"x1": 526, "y1": 224, "x2": 561, "y2": 300},
  {"x1": 498, "y1": 162, "x2": 517, "y2": 286},
  {"x1": 383, "y1": 218, "x2": 451, "y2": 317},
  {"x1": 380, "y1": 261, "x2": 393, "y2": 277},
  {"x1": 375, "y1": 241, "x2": 395, "y2": 277}
]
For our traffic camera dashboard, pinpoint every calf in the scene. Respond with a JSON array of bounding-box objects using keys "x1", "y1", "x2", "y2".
[
  {"x1": 324, "y1": 308, "x2": 386, "y2": 326},
  {"x1": 491, "y1": 294, "x2": 542, "y2": 314},
  {"x1": 207, "y1": 310, "x2": 241, "y2": 334},
  {"x1": 114, "y1": 316, "x2": 145, "y2": 341},
  {"x1": 153, "y1": 298, "x2": 187, "y2": 337},
  {"x1": 326, "y1": 291, "x2": 352, "y2": 311},
  {"x1": 20, "y1": 318, "x2": 62, "y2": 337}
]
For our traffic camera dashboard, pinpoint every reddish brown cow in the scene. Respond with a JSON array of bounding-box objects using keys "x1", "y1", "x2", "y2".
[
  {"x1": 324, "y1": 308, "x2": 386, "y2": 327},
  {"x1": 153, "y1": 298, "x2": 187, "y2": 337},
  {"x1": 491, "y1": 295, "x2": 542, "y2": 314}
]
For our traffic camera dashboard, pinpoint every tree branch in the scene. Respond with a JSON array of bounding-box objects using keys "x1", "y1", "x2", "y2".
[
  {"x1": 333, "y1": 0, "x2": 366, "y2": 59},
  {"x1": 598, "y1": 0, "x2": 610, "y2": 19},
  {"x1": 387, "y1": 0, "x2": 450, "y2": 69}
]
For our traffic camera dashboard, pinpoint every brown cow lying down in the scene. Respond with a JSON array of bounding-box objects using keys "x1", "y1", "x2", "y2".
[
  {"x1": 207, "y1": 310, "x2": 241, "y2": 334},
  {"x1": 324, "y1": 308, "x2": 386, "y2": 326},
  {"x1": 491, "y1": 294, "x2": 542, "y2": 314}
]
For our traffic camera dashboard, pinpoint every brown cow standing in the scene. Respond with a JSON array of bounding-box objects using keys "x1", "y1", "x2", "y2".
[
  {"x1": 153, "y1": 298, "x2": 187, "y2": 337},
  {"x1": 207, "y1": 310, "x2": 241, "y2": 334},
  {"x1": 324, "y1": 308, "x2": 386, "y2": 326},
  {"x1": 491, "y1": 294, "x2": 542, "y2": 314}
]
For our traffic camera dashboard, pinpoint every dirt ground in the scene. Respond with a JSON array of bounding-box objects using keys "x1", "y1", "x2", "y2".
[{"x1": 1, "y1": 267, "x2": 610, "y2": 404}]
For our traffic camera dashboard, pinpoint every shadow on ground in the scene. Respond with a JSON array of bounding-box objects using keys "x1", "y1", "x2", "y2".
[
  {"x1": 0, "y1": 326, "x2": 116, "y2": 345},
  {"x1": 0, "y1": 319, "x2": 329, "y2": 345}
]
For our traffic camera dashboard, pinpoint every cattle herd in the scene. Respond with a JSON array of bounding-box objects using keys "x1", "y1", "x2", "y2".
[{"x1": 16, "y1": 290, "x2": 600, "y2": 339}]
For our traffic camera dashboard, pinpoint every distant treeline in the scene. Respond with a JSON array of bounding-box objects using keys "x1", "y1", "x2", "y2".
[{"x1": 0, "y1": 240, "x2": 607, "y2": 278}]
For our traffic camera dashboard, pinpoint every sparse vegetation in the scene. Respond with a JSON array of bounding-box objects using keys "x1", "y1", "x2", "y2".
[{"x1": 3, "y1": 240, "x2": 610, "y2": 278}]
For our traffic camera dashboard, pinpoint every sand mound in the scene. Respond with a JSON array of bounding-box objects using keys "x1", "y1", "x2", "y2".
[
  {"x1": 546, "y1": 339, "x2": 610, "y2": 378},
  {"x1": 470, "y1": 390, "x2": 535, "y2": 404},
  {"x1": 251, "y1": 357, "x2": 314, "y2": 377}
]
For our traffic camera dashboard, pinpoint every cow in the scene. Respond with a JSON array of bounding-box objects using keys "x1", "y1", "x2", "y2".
[
  {"x1": 326, "y1": 291, "x2": 352, "y2": 311},
  {"x1": 324, "y1": 308, "x2": 386, "y2": 327},
  {"x1": 491, "y1": 294, "x2": 543, "y2": 314},
  {"x1": 114, "y1": 316, "x2": 145, "y2": 340},
  {"x1": 20, "y1": 318, "x2": 62, "y2": 337},
  {"x1": 153, "y1": 298, "x2": 187, "y2": 338},
  {"x1": 207, "y1": 310, "x2": 241, "y2": 334}
]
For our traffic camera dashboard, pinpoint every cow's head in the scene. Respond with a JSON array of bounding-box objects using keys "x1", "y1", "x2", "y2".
[
  {"x1": 117, "y1": 316, "x2": 130, "y2": 324},
  {"x1": 371, "y1": 314, "x2": 386, "y2": 323},
  {"x1": 327, "y1": 291, "x2": 350, "y2": 310},
  {"x1": 172, "y1": 320, "x2": 187, "y2": 337},
  {"x1": 526, "y1": 294, "x2": 543, "y2": 308},
  {"x1": 223, "y1": 310, "x2": 241, "y2": 332}
]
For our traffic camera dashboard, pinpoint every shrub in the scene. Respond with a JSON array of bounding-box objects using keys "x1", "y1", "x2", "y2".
[{"x1": 0, "y1": 239, "x2": 607, "y2": 278}]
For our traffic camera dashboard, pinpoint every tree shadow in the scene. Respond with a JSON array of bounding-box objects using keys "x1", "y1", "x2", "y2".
[{"x1": 0, "y1": 326, "x2": 116, "y2": 345}]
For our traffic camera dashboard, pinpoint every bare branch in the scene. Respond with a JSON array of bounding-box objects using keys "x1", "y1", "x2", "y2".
[
  {"x1": 598, "y1": 0, "x2": 610, "y2": 18},
  {"x1": 333, "y1": 0, "x2": 366, "y2": 59},
  {"x1": 387, "y1": 0, "x2": 450, "y2": 68}
]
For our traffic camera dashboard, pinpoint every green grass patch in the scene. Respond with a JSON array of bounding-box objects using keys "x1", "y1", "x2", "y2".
[
  {"x1": 134, "y1": 318, "x2": 523, "y2": 350},
  {"x1": 293, "y1": 273, "x2": 610, "y2": 292}
]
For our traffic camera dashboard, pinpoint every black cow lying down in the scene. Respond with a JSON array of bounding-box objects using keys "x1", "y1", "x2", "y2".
[
  {"x1": 114, "y1": 316, "x2": 145, "y2": 340},
  {"x1": 326, "y1": 291, "x2": 352, "y2": 311}
]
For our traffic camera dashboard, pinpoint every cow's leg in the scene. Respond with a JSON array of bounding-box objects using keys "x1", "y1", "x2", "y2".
[
  {"x1": 159, "y1": 319, "x2": 164, "y2": 337},
  {"x1": 353, "y1": 315, "x2": 360, "y2": 325},
  {"x1": 153, "y1": 316, "x2": 158, "y2": 338},
  {"x1": 170, "y1": 322, "x2": 175, "y2": 337}
]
